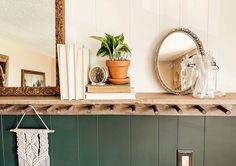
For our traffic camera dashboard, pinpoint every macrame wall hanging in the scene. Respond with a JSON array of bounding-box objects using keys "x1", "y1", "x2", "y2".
[{"x1": 10, "y1": 105, "x2": 54, "y2": 166}]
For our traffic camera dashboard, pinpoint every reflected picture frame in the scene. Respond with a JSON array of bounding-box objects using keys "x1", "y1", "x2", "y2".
[
  {"x1": 0, "y1": 54, "x2": 9, "y2": 87},
  {"x1": 21, "y1": 70, "x2": 46, "y2": 87}
]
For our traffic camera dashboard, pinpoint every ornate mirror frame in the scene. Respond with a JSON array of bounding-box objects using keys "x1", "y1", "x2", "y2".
[
  {"x1": 0, "y1": 0, "x2": 65, "y2": 96},
  {"x1": 155, "y1": 28, "x2": 205, "y2": 95}
]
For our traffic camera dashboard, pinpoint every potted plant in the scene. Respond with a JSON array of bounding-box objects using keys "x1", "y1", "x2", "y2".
[{"x1": 90, "y1": 33, "x2": 131, "y2": 84}]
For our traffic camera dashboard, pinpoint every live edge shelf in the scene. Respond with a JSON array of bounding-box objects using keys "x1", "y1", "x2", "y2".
[{"x1": 0, "y1": 93, "x2": 236, "y2": 116}]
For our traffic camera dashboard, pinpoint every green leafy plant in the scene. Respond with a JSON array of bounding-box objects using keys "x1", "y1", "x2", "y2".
[{"x1": 90, "y1": 33, "x2": 131, "y2": 61}]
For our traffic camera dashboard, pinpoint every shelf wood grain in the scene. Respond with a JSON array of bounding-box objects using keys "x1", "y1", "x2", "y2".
[{"x1": 0, "y1": 93, "x2": 235, "y2": 116}]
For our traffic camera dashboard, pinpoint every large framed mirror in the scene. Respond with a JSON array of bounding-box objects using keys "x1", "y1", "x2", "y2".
[
  {"x1": 0, "y1": 0, "x2": 64, "y2": 96},
  {"x1": 155, "y1": 28, "x2": 205, "y2": 95}
]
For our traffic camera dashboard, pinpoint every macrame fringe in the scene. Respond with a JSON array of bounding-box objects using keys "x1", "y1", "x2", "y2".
[
  {"x1": 13, "y1": 129, "x2": 51, "y2": 166},
  {"x1": 18, "y1": 156, "x2": 50, "y2": 166}
]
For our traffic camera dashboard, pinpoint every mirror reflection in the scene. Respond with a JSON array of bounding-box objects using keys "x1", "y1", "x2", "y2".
[
  {"x1": 158, "y1": 32, "x2": 198, "y2": 92},
  {"x1": 0, "y1": 0, "x2": 56, "y2": 87}
]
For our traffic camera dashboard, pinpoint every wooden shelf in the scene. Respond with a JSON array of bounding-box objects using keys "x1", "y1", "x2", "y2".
[
  {"x1": 0, "y1": 93, "x2": 235, "y2": 116},
  {"x1": 137, "y1": 93, "x2": 236, "y2": 105}
]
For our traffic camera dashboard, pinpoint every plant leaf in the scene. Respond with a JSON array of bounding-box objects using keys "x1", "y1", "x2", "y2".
[
  {"x1": 90, "y1": 33, "x2": 131, "y2": 60},
  {"x1": 115, "y1": 33, "x2": 124, "y2": 43},
  {"x1": 90, "y1": 36, "x2": 106, "y2": 43},
  {"x1": 90, "y1": 35, "x2": 112, "y2": 56},
  {"x1": 97, "y1": 46, "x2": 109, "y2": 57}
]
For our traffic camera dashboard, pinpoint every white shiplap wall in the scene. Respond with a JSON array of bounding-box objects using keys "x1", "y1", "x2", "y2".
[{"x1": 65, "y1": 0, "x2": 236, "y2": 92}]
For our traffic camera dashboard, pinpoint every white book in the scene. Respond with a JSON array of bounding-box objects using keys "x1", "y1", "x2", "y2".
[
  {"x1": 85, "y1": 92, "x2": 136, "y2": 100},
  {"x1": 67, "y1": 44, "x2": 76, "y2": 100},
  {"x1": 57, "y1": 44, "x2": 69, "y2": 100},
  {"x1": 82, "y1": 47, "x2": 90, "y2": 99},
  {"x1": 74, "y1": 45, "x2": 83, "y2": 100}
]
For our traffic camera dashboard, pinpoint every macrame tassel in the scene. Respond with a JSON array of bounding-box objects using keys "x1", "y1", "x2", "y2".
[{"x1": 12, "y1": 129, "x2": 51, "y2": 166}]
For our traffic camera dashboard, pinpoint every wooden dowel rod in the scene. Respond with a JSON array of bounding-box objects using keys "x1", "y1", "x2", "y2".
[
  {"x1": 107, "y1": 105, "x2": 115, "y2": 111},
  {"x1": 47, "y1": 105, "x2": 56, "y2": 112},
  {"x1": 193, "y1": 105, "x2": 207, "y2": 114},
  {"x1": 150, "y1": 105, "x2": 158, "y2": 114},
  {"x1": 67, "y1": 105, "x2": 74, "y2": 112},
  {"x1": 24, "y1": 105, "x2": 33, "y2": 112},
  {"x1": 3, "y1": 105, "x2": 15, "y2": 112},
  {"x1": 170, "y1": 105, "x2": 183, "y2": 114},
  {"x1": 86, "y1": 105, "x2": 95, "y2": 113},
  {"x1": 129, "y1": 105, "x2": 136, "y2": 112},
  {"x1": 216, "y1": 105, "x2": 231, "y2": 115}
]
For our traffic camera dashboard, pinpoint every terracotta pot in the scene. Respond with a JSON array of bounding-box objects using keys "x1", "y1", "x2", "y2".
[{"x1": 106, "y1": 60, "x2": 130, "y2": 79}]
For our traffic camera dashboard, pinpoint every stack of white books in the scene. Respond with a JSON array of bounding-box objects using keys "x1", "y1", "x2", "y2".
[{"x1": 57, "y1": 44, "x2": 90, "y2": 100}]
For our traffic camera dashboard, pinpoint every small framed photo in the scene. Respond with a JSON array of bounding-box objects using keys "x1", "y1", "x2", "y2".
[
  {"x1": 178, "y1": 150, "x2": 193, "y2": 166},
  {"x1": 21, "y1": 69, "x2": 46, "y2": 87}
]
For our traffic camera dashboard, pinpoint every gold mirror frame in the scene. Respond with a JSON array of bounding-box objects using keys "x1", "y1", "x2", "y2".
[
  {"x1": 155, "y1": 28, "x2": 205, "y2": 95},
  {"x1": 0, "y1": 0, "x2": 65, "y2": 96}
]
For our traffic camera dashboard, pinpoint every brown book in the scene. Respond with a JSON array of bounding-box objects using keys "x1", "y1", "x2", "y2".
[{"x1": 87, "y1": 84, "x2": 133, "y2": 93}]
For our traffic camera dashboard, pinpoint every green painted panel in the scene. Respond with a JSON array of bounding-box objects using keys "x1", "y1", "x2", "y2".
[
  {"x1": 16, "y1": 115, "x2": 51, "y2": 129},
  {"x1": 158, "y1": 116, "x2": 178, "y2": 166},
  {"x1": 2, "y1": 115, "x2": 236, "y2": 166},
  {"x1": 0, "y1": 116, "x2": 4, "y2": 166},
  {"x1": 99, "y1": 116, "x2": 130, "y2": 166},
  {"x1": 51, "y1": 116, "x2": 79, "y2": 166},
  {"x1": 131, "y1": 116, "x2": 158, "y2": 166},
  {"x1": 205, "y1": 117, "x2": 236, "y2": 166},
  {"x1": 178, "y1": 117, "x2": 204, "y2": 166},
  {"x1": 79, "y1": 116, "x2": 98, "y2": 166},
  {"x1": 2, "y1": 116, "x2": 18, "y2": 166}
]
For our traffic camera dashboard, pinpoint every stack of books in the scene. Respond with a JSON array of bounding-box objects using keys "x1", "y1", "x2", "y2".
[
  {"x1": 57, "y1": 44, "x2": 90, "y2": 100},
  {"x1": 86, "y1": 83, "x2": 136, "y2": 100}
]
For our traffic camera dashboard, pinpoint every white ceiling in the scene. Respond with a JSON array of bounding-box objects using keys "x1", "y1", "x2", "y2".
[
  {"x1": 159, "y1": 32, "x2": 196, "y2": 61},
  {"x1": 0, "y1": 0, "x2": 55, "y2": 57}
]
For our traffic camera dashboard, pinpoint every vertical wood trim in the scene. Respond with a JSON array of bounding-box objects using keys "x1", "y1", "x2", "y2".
[
  {"x1": 178, "y1": 117, "x2": 205, "y2": 166},
  {"x1": 203, "y1": 116, "x2": 206, "y2": 166},
  {"x1": 179, "y1": 0, "x2": 182, "y2": 27},
  {"x1": 128, "y1": 0, "x2": 131, "y2": 45},
  {"x1": 94, "y1": 0, "x2": 98, "y2": 35},
  {"x1": 177, "y1": 116, "x2": 180, "y2": 150},
  {"x1": 51, "y1": 116, "x2": 79, "y2": 165},
  {"x1": 206, "y1": 0, "x2": 210, "y2": 50},
  {"x1": 158, "y1": 0, "x2": 161, "y2": 35},
  {"x1": 79, "y1": 116, "x2": 98, "y2": 166},
  {"x1": 97, "y1": 116, "x2": 100, "y2": 166},
  {"x1": 156, "y1": 116, "x2": 159, "y2": 166},
  {"x1": 0, "y1": 116, "x2": 5, "y2": 166},
  {"x1": 157, "y1": 116, "x2": 160, "y2": 166},
  {"x1": 129, "y1": 115, "x2": 132, "y2": 166},
  {"x1": 77, "y1": 116, "x2": 80, "y2": 166},
  {"x1": 131, "y1": 116, "x2": 158, "y2": 166},
  {"x1": 49, "y1": 115, "x2": 54, "y2": 166},
  {"x1": 98, "y1": 116, "x2": 130, "y2": 166},
  {"x1": 159, "y1": 0, "x2": 161, "y2": 33},
  {"x1": 158, "y1": 117, "x2": 178, "y2": 166}
]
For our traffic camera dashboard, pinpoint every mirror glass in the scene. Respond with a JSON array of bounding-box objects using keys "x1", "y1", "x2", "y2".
[
  {"x1": 158, "y1": 31, "x2": 199, "y2": 93},
  {"x1": 0, "y1": 0, "x2": 56, "y2": 87}
]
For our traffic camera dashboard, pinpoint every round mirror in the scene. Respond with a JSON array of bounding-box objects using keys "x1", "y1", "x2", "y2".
[{"x1": 155, "y1": 28, "x2": 205, "y2": 95}]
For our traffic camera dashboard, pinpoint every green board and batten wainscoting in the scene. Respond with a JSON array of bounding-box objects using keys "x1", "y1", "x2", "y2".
[{"x1": 1, "y1": 115, "x2": 236, "y2": 166}]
